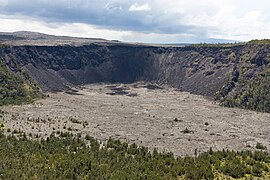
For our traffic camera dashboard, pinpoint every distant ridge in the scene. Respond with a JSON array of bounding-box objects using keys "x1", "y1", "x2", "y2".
[
  {"x1": 0, "y1": 31, "x2": 117, "y2": 46},
  {"x1": 0, "y1": 31, "x2": 240, "y2": 47},
  {"x1": 0, "y1": 31, "x2": 107, "y2": 41}
]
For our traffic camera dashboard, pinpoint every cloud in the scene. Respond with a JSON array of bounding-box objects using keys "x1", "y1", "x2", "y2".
[
  {"x1": 0, "y1": 14, "x2": 207, "y2": 43},
  {"x1": 0, "y1": 0, "x2": 270, "y2": 43},
  {"x1": 0, "y1": 0, "x2": 196, "y2": 34},
  {"x1": 0, "y1": 14, "x2": 134, "y2": 40},
  {"x1": 104, "y1": 2, "x2": 123, "y2": 11},
  {"x1": 129, "y1": 3, "x2": 151, "y2": 12},
  {"x1": 0, "y1": 0, "x2": 8, "y2": 7}
]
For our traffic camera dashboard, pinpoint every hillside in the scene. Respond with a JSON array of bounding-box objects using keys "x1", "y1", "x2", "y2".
[
  {"x1": 0, "y1": 32, "x2": 269, "y2": 112},
  {"x1": 0, "y1": 55, "x2": 41, "y2": 105}
]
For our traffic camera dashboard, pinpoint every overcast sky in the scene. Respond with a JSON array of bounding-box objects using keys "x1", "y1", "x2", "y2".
[{"x1": 0, "y1": 0, "x2": 270, "y2": 43}]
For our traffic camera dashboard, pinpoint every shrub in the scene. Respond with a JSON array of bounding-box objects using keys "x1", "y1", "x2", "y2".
[
  {"x1": 85, "y1": 134, "x2": 92, "y2": 140},
  {"x1": 69, "y1": 117, "x2": 81, "y2": 124},
  {"x1": 256, "y1": 143, "x2": 267, "y2": 150},
  {"x1": 221, "y1": 158, "x2": 246, "y2": 178},
  {"x1": 182, "y1": 127, "x2": 193, "y2": 134}
]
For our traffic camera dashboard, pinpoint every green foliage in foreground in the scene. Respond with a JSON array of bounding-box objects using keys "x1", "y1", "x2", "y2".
[
  {"x1": 0, "y1": 132, "x2": 269, "y2": 179},
  {"x1": 222, "y1": 70, "x2": 270, "y2": 112},
  {"x1": 0, "y1": 62, "x2": 41, "y2": 106}
]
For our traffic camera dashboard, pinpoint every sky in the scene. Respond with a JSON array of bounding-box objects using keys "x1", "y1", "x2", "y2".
[{"x1": 0, "y1": 0, "x2": 270, "y2": 43}]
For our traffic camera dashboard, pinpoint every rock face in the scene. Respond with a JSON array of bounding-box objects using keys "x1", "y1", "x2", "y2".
[
  {"x1": 0, "y1": 44, "x2": 232, "y2": 96},
  {"x1": 0, "y1": 35, "x2": 269, "y2": 101}
]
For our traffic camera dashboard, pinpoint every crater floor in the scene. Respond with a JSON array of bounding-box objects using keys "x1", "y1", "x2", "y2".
[{"x1": 2, "y1": 83, "x2": 270, "y2": 156}]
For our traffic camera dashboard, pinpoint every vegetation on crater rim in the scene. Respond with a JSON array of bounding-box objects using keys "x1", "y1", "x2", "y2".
[
  {"x1": 217, "y1": 66, "x2": 270, "y2": 113},
  {"x1": 0, "y1": 60, "x2": 42, "y2": 106}
]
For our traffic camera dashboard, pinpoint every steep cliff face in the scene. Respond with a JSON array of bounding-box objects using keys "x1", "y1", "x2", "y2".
[
  {"x1": 0, "y1": 43, "x2": 269, "y2": 108},
  {"x1": 0, "y1": 44, "x2": 235, "y2": 96}
]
